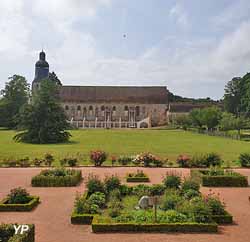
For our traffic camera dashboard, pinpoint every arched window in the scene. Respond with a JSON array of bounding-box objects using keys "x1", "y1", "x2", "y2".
[
  {"x1": 101, "y1": 106, "x2": 105, "y2": 116},
  {"x1": 136, "y1": 106, "x2": 140, "y2": 116},
  {"x1": 65, "y1": 105, "x2": 69, "y2": 111},
  {"x1": 124, "y1": 106, "x2": 129, "y2": 116},
  {"x1": 89, "y1": 106, "x2": 93, "y2": 116},
  {"x1": 77, "y1": 105, "x2": 81, "y2": 111},
  {"x1": 112, "y1": 106, "x2": 116, "y2": 116}
]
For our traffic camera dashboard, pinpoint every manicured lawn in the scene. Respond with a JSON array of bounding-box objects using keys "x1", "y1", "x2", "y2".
[{"x1": 0, "y1": 129, "x2": 249, "y2": 164}]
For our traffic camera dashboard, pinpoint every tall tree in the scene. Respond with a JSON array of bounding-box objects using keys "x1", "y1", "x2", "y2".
[
  {"x1": 14, "y1": 79, "x2": 71, "y2": 144},
  {"x1": 202, "y1": 107, "x2": 222, "y2": 131},
  {"x1": 49, "y1": 72, "x2": 62, "y2": 86},
  {"x1": 0, "y1": 75, "x2": 30, "y2": 128}
]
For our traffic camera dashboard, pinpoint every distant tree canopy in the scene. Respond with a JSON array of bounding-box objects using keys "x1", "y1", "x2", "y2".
[
  {"x1": 224, "y1": 73, "x2": 250, "y2": 116},
  {"x1": 48, "y1": 71, "x2": 62, "y2": 86},
  {"x1": 0, "y1": 75, "x2": 30, "y2": 129},
  {"x1": 168, "y1": 92, "x2": 219, "y2": 104},
  {"x1": 14, "y1": 79, "x2": 71, "y2": 144}
]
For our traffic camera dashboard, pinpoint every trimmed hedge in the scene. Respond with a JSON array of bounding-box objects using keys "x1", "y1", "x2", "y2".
[
  {"x1": 0, "y1": 224, "x2": 35, "y2": 242},
  {"x1": 190, "y1": 170, "x2": 248, "y2": 187},
  {"x1": 126, "y1": 176, "x2": 150, "y2": 182},
  {"x1": 0, "y1": 196, "x2": 39, "y2": 212},
  {"x1": 31, "y1": 170, "x2": 82, "y2": 187},
  {"x1": 71, "y1": 213, "x2": 96, "y2": 225},
  {"x1": 211, "y1": 212, "x2": 233, "y2": 224},
  {"x1": 92, "y1": 219, "x2": 218, "y2": 233}
]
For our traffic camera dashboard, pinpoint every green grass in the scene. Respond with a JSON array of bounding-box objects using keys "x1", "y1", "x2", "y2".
[{"x1": 0, "y1": 129, "x2": 249, "y2": 164}]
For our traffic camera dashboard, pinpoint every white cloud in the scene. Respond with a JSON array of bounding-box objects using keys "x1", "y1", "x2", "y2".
[{"x1": 169, "y1": 3, "x2": 189, "y2": 28}]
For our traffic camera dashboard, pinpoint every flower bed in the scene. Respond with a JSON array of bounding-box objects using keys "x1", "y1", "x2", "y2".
[
  {"x1": 31, "y1": 168, "x2": 82, "y2": 187},
  {"x1": 126, "y1": 170, "x2": 150, "y2": 182},
  {"x1": 0, "y1": 224, "x2": 35, "y2": 242},
  {"x1": 191, "y1": 169, "x2": 248, "y2": 187},
  {"x1": 71, "y1": 174, "x2": 233, "y2": 233},
  {"x1": 0, "y1": 188, "x2": 39, "y2": 212}
]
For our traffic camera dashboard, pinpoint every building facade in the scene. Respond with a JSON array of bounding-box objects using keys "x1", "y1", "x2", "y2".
[{"x1": 32, "y1": 51, "x2": 169, "y2": 128}]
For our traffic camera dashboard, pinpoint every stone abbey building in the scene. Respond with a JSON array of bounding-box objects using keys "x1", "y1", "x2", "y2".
[{"x1": 32, "y1": 51, "x2": 169, "y2": 128}]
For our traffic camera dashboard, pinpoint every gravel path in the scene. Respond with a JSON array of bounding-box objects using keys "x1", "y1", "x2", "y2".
[{"x1": 0, "y1": 167, "x2": 250, "y2": 242}]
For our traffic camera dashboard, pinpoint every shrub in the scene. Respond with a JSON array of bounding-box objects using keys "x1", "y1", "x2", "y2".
[
  {"x1": 119, "y1": 184, "x2": 133, "y2": 196},
  {"x1": 86, "y1": 174, "x2": 105, "y2": 196},
  {"x1": 149, "y1": 184, "x2": 165, "y2": 196},
  {"x1": 205, "y1": 153, "x2": 222, "y2": 167},
  {"x1": 6, "y1": 187, "x2": 31, "y2": 204},
  {"x1": 205, "y1": 197, "x2": 225, "y2": 215},
  {"x1": 118, "y1": 155, "x2": 133, "y2": 165},
  {"x1": 109, "y1": 189, "x2": 122, "y2": 200},
  {"x1": 239, "y1": 153, "x2": 250, "y2": 167},
  {"x1": 33, "y1": 158, "x2": 43, "y2": 167},
  {"x1": 44, "y1": 153, "x2": 54, "y2": 166},
  {"x1": 133, "y1": 153, "x2": 161, "y2": 167},
  {"x1": 183, "y1": 189, "x2": 200, "y2": 200},
  {"x1": 104, "y1": 175, "x2": 121, "y2": 194},
  {"x1": 31, "y1": 169, "x2": 82, "y2": 187},
  {"x1": 161, "y1": 191, "x2": 182, "y2": 210},
  {"x1": 132, "y1": 184, "x2": 151, "y2": 197},
  {"x1": 108, "y1": 198, "x2": 123, "y2": 218},
  {"x1": 90, "y1": 150, "x2": 107, "y2": 166},
  {"x1": 163, "y1": 175, "x2": 181, "y2": 189},
  {"x1": 176, "y1": 155, "x2": 190, "y2": 167},
  {"x1": 60, "y1": 157, "x2": 78, "y2": 167},
  {"x1": 17, "y1": 157, "x2": 31, "y2": 167},
  {"x1": 191, "y1": 201, "x2": 213, "y2": 223},
  {"x1": 111, "y1": 155, "x2": 117, "y2": 166},
  {"x1": 182, "y1": 179, "x2": 200, "y2": 192},
  {"x1": 88, "y1": 192, "x2": 106, "y2": 208}
]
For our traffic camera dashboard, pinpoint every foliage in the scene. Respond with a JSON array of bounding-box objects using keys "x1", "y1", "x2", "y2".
[
  {"x1": 6, "y1": 187, "x2": 31, "y2": 204},
  {"x1": 117, "y1": 155, "x2": 133, "y2": 165},
  {"x1": 239, "y1": 153, "x2": 250, "y2": 167},
  {"x1": 60, "y1": 157, "x2": 78, "y2": 167},
  {"x1": 163, "y1": 175, "x2": 181, "y2": 189},
  {"x1": 133, "y1": 152, "x2": 162, "y2": 167},
  {"x1": 189, "y1": 153, "x2": 222, "y2": 168},
  {"x1": 44, "y1": 153, "x2": 54, "y2": 166},
  {"x1": 88, "y1": 192, "x2": 106, "y2": 209},
  {"x1": 176, "y1": 155, "x2": 190, "y2": 167},
  {"x1": 0, "y1": 75, "x2": 30, "y2": 129},
  {"x1": 104, "y1": 175, "x2": 121, "y2": 194},
  {"x1": 182, "y1": 179, "x2": 200, "y2": 192},
  {"x1": 161, "y1": 191, "x2": 182, "y2": 210},
  {"x1": 149, "y1": 184, "x2": 165, "y2": 196},
  {"x1": 31, "y1": 169, "x2": 82, "y2": 187},
  {"x1": 14, "y1": 79, "x2": 71, "y2": 144},
  {"x1": 86, "y1": 174, "x2": 105, "y2": 196},
  {"x1": 90, "y1": 150, "x2": 107, "y2": 166},
  {"x1": 183, "y1": 189, "x2": 200, "y2": 200}
]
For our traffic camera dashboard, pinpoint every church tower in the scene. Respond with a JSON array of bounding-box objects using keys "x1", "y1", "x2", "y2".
[{"x1": 32, "y1": 50, "x2": 49, "y2": 91}]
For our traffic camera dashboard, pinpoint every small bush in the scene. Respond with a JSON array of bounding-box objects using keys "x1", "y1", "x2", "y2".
[
  {"x1": 88, "y1": 192, "x2": 106, "y2": 208},
  {"x1": 17, "y1": 157, "x2": 31, "y2": 167},
  {"x1": 60, "y1": 157, "x2": 78, "y2": 167},
  {"x1": 182, "y1": 179, "x2": 200, "y2": 192},
  {"x1": 119, "y1": 184, "x2": 133, "y2": 196},
  {"x1": 161, "y1": 191, "x2": 182, "y2": 210},
  {"x1": 108, "y1": 198, "x2": 123, "y2": 218},
  {"x1": 176, "y1": 155, "x2": 190, "y2": 167},
  {"x1": 133, "y1": 153, "x2": 162, "y2": 167},
  {"x1": 118, "y1": 155, "x2": 133, "y2": 165},
  {"x1": 132, "y1": 184, "x2": 151, "y2": 197},
  {"x1": 183, "y1": 189, "x2": 200, "y2": 200},
  {"x1": 163, "y1": 175, "x2": 181, "y2": 189},
  {"x1": 239, "y1": 153, "x2": 250, "y2": 167},
  {"x1": 86, "y1": 174, "x2": 105, "y2": 196},
  {"x1": 33, "y1": 158, "x2": 43, "y2": 167},
  {"x1": 104, "y1": 175, "x2": 121, "y2": 194},
  {"x1": 90, "y1": 150, "x2": 107, "y2": 166},
  {"x1": 6, "y1": 187, "x2": 31, "y2": 204},
  {"x1": 44, "y1": 153, "x2": 54, "y2": 166},
  {"x1": 150, "y1": 184, "x2": 165, "y2": 196},
  {"x1": 109, "y1": 189, "x2": 122, "y2": 200},
  {"x1": 206, "y1": 197, "x2": 225, "y2": 215}
]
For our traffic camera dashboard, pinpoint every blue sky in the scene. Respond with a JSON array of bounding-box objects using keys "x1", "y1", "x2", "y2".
[{"x1": 0, "y1": 0, "x2": 250, "y2": 99}]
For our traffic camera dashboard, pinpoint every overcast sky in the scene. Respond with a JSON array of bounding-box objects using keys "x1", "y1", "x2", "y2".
[{"x1": 0, "y1": 0, "x2": 250, "y2": 99}]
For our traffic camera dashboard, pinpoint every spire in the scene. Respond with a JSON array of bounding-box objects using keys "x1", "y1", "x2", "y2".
[{"x1": 39, "y1": 50, "x2": 46, "y2": 61}]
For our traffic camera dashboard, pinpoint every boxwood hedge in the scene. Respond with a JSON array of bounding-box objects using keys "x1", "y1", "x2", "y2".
[
  {"x1": 31, "y1": 169, "x2": 82, "y2": 187},
  {"x1": 0, "y1": 196, "x2": 40, "y2": 212},
  {"x1": 92, "y1": 218, "x2": 218, "y2": 233},
  {"x1": 71, "y1": 213, "x2": 96, "y2": 225},
  {"x1": 0, "y1": 224, "x2": 35, "y2": 242},
  {"x1": 191, "y1": 170, "x2": 248, "y2": 187},
  {"x1": 126, "y1": 177, "x2": 150, "y2": 182}
]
